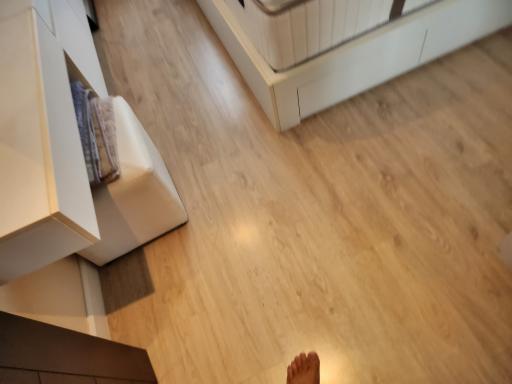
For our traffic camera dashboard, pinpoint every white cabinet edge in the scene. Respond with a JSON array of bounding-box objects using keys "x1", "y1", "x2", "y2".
[
  {"x1": 0, "y1": 0, "x2": 54, "y2": 33},
  {"x1": 32, "y1": 9, "x2": 100, "y2": 241},
  {"x1": 78, "y1": 258, "x2": 111, "y2": 339}
]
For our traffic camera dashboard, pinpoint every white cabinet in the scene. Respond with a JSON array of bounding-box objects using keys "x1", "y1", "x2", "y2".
[
  {"x1": 50, "y1": 0, "x2": 108, "y2": 97},
  {"x1": 0, "y1": 9, "x2": 99, "y2": 283},
  {"x1": 297, "y1": 17, "x2": 427, "y2": 119},
  {"x1": 65, "y1": 0, "x2": 90, "y2": 30},
  {"x1": 0, "y1": 0, "x2": 53, "y2": 32}
]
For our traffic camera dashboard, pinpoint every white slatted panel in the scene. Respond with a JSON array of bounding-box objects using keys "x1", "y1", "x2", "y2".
[
  {"x1": 272, "y1": 12, "x2": 294, "y2": 69},
  {"x1": 356, "y1": 0, "x2": 373, "y2": 34},
  {"x1": 291, "y1": 6, "x2": 308, "y2": 63},
  {"x1": 368, "y1": 0, "x2": 381, "y2": 26},
  {"x1": 319, "y1": 0, "x2": 334, "y2": 50},
  {"x1": 248, "y1": 0, "x2": 266, "y2": 60},
  {"x1": 379, "y1": 0, "x2": 394, "y2": 23},
  {"x1": 220, "y1": 0, "x2": 400, "y2": 70},
  {"x1": 331, "y1": 0, "x2": 346, "y2": 45},
  {"x1": 306, "y1": 0, "x2": 320, "y2": 56},
  {"x1": 332, "y1": 0, "x2": 348, "y2": 45},
  {"x1": 344, "y1": 0, "x2": 359, "y2": 38}
]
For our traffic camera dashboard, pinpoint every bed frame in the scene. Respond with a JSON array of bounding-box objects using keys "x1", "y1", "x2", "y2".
[{"x1": 196, "y1": 0, "x2": 512, "y2": 131}]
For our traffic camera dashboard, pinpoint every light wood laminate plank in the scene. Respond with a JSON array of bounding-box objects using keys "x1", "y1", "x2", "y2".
[{"x1": 95, "y1": 1, "x2": 512, "y2": 383}]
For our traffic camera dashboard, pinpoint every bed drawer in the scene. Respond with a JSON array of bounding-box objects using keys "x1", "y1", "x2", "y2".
[
  {"x1": 419, "y1": 0, "x2": 512, "y2": 63},
  {"x1": 297, "y1": 18, "x2": 426, "y2": 119}
]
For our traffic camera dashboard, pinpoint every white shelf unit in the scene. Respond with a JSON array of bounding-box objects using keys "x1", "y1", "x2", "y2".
[{"x1": 0, "y1": 0, "x2": 107, "y2": 283}]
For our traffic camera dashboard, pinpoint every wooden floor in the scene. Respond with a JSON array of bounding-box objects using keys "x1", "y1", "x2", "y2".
[{"x1": 95, "y1": 1, "x2": 512, "y2": 383}]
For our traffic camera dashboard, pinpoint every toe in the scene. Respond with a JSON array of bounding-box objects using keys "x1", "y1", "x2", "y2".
[
  {"x1": 293, "y1": 355, "x2": 302, "y2": 370},
  {"x1": 287, "y1": 365, "x2": 292, "y2": 382},
  {"x1": 307, "y1": 351, "x2": 320, "y2": 368},
  {"x1": 291, "y1": 360, "x2": 298, "y2": 376},
  {"x1": 298, "y1": 352, "x2": 307, "y2": 367}
]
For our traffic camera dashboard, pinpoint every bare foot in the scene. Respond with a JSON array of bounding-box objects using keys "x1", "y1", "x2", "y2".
[{"x1": 286, "y1": 351, "x2": 320, "y2": 384}]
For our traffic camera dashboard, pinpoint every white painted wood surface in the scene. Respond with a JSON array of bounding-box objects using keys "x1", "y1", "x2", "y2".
[
  {"x1": 66, "y1": 0, "x2": 89, "y2": 30},
  {"x1": 0, "y1": 0, "x2": 106, "y2": 97},
  {"x1": 0, "y1": 9, "x2": 99, "y2": 283},
  {"x1": 78, "y1": 259, "x2": 111, "y2": 339},
  {"x1": 419, "y1": 0, "x2": 512, "y2": 63},
  {"x1": 297, "y1": 17, "x2": 426, "y2": 118},
  {"x1": 0, "y1": 0, "x2": 53, "y2": 31},
  {"x1": 78, "y1": 97, "x2": 188, "y2": 265},
  {"x1": 0, "y1": 256, "x2": 92, "y2": 334},
  {"x1": 0, "y1": 2, "x2": 110, "y2": 331},
  {"x1": 0, "y1": 11, "x2": 50, "y2": 239},
  {"x1": 50, "y1": 0, "x2": 107, "y2": 97},
  {"x1": 0, "y1": 215, "x2": 92, "y2": 285},
  {"x1": 36, "y1": 10, "x2": 99, "y2": 241}
]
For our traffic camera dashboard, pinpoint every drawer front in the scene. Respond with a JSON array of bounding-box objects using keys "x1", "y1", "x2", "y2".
[
  {"x1": 298, "y1": 18, "x2": 426, "y2": 119},
  {"x1": 419, "y1": 0, "x2": 512, "y2": 64},
  {"x1": 50, "y1": 0, "x2": 107, "y2": 96}
]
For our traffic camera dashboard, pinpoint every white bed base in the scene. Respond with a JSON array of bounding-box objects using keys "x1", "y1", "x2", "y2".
[{"x1": 196, "y1": 0, "x2": 512, "y2": 131}]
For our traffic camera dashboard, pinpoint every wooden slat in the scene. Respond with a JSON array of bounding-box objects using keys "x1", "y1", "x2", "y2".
[{"x1": 0, "y1": 312, "x2": 156, "y2": 383}]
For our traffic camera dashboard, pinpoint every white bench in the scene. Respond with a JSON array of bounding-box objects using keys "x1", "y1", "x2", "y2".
[{"x1": 78, "y1": 97, "x2": 188, "y2": 265}]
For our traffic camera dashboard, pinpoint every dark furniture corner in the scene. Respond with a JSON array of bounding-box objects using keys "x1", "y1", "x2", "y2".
[{"x1": 0, "y1": 311, "x2": 157, "y2": 384}]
